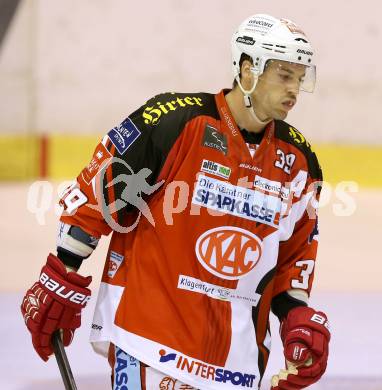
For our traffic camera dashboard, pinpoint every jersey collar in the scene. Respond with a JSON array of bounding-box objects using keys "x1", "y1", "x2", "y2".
[{"x1": 215, "y1": 89, "x2": 275, "y2": 160}]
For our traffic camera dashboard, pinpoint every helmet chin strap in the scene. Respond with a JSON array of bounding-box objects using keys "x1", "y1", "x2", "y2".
[{"x1": 235, "y1": 70, "x2": 270, "y2": 126}]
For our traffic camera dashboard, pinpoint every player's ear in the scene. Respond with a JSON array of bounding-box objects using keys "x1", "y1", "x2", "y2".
[{"x1": 240, "y1": 60, "x2": 254, "y2": 89}]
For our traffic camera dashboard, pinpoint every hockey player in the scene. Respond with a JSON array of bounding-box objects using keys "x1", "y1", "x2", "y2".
[{"x1": 21, "y1": 14, "x2": 330, "y2": 389}]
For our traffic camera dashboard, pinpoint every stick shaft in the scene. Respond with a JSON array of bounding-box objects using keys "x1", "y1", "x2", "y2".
[{"x1": 52, "y1": 330, "x2": 78, "y2": 390}]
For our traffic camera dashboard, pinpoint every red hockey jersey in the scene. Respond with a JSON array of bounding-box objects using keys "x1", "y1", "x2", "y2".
[{"x1": 60, "y1": 90, "x2": 322, "y2": 389}]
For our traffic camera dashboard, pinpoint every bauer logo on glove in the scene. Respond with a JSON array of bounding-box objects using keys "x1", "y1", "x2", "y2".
[
  {"x1": 39, "y1": 272, "x2": 91, "y2": 306},
  {"x1": 21, "y1": 253, "x2": 92, "y2": 361}
]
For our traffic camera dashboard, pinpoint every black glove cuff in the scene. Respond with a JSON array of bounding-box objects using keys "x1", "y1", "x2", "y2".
[
  {"x1": 57, "y1": 247, "x2": 84, "y2": 270},
  {"x1": 271, "y1": 291, "x2": 307, "y2": 322}
]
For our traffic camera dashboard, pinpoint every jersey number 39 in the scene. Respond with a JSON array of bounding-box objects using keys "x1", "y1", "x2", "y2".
[{"x1": 275, "y1": 149, "x2": 296, "y2": 174}]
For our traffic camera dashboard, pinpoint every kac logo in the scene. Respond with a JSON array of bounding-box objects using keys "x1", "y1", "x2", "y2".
[{"x1": 195, "y1": 227, "x2": 262, "y2": 280}]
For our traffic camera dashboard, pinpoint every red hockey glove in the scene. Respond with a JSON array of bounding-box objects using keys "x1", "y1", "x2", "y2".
[
  {"x1": 271, "y1": 306, "x2": 330, "y2": 389},
  {"x1": 21, "y1": 253, "x2": 92, "y2": 361}
]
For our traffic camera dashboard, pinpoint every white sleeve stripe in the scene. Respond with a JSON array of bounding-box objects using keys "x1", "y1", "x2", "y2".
[{"x1": 279, "y1": 191, "x2": 314, "y2": 242}]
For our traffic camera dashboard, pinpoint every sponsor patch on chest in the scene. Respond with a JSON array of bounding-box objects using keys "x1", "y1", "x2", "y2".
[
  {"x1": 254, "y1": 175, "x2": 290, "y2": 199},
  {"x1": 200, "y1": 159, "x2": 231, "y2": 179},
  {"x1": 194, "y1": 226, "x2": 262, "y2": 280},
  {"x1": 177, "y1": 274, "x2": 261, "y2": 304},
  {"x1": 192, "y1": 174, "x2": 281, "y2": 227},
  {"x1": 202, "y1": 124, "x2": 228, "y2": 155}
]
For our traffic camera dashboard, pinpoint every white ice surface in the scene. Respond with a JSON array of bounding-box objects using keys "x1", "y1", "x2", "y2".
[{"x1": 2, "y1": 292, "x2": 382, "y2": 389}]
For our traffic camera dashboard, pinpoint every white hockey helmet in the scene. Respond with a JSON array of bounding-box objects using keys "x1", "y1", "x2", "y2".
[{"x1": 231, "y1": 14, "x2": 316, "y2": 96}]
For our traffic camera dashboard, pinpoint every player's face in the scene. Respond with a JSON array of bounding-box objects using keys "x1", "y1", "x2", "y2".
[{"x1": 252, "y1": 60, "x2": 307, "y2": 120}]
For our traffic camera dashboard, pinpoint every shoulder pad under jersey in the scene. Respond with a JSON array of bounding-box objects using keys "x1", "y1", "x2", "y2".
[
  {"x1": 128, "y1": 92, "x2": 220, "y2": 154},
  {"x1": 140, "y1": 92, "x2": 219, "y2": 126}
]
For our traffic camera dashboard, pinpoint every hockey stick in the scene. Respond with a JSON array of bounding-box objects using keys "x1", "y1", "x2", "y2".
[{"x1": 52, "y1": 330, "x2": 78, "y2": 390}]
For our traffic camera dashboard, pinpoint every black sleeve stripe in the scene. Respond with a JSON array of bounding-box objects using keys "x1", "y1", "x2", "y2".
[
  {"x1": 271, "y1": 291, "x2": 308, "y2": 321},
  {"x1": 138, "y1": 92, "x2": 220, "y2": 155},
  {"x1": 57, "y1": 247, "x2": 84, "y2": 270},
  {"x1": 107, "y1": 92, "x2": 219, "y2": 223}
]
